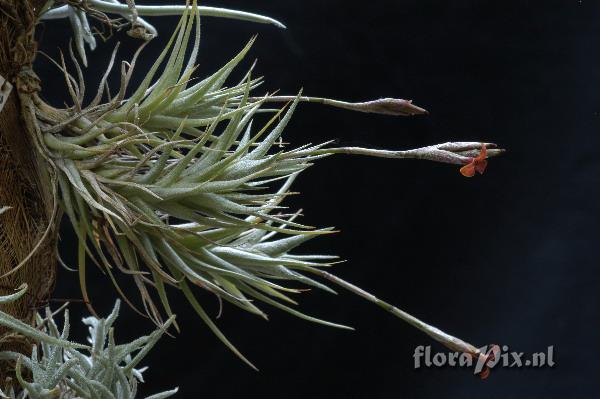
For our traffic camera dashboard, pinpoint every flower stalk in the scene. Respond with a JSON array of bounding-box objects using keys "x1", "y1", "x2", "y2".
[
  {"x1": 318, "y1": 142, "x2": 504, "y2": 167},
  {"x1": 247, "y1": 96, "x2": 429, "y2": 116},
  {"x1": 310, "y1": 269, "x2": 481, "y2": 357}
]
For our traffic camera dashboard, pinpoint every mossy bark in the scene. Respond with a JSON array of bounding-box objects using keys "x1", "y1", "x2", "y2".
[{"x1": 0, "y1": 0, "x2": 57, "y2": 382}]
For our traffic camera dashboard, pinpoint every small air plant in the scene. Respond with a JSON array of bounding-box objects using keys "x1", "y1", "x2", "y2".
[
  {"x1": 39, "y1": 0, "x2": 286, "y2": 67},
  {"x1": 0, "y1": 0, "x2": 504, "y2": 395},
  {"x1": 0, "y1": 285, "x2": 176, "y2": 398}
]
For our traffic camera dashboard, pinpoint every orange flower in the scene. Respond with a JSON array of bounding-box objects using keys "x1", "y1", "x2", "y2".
[
  {"x1": 477, "y1": 344, "x2": 500, "y2": 380},
  {"x1": 460, "y1": 144, "x2": 488, "y2": 177},
  {"x1": 462, "y1": 344, "x2": 500, "y2": 379}
]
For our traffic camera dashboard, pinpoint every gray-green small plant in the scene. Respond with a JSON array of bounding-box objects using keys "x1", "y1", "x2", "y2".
[{"x1": 0, "y1": 285, "x2": 176, "y2": 398}]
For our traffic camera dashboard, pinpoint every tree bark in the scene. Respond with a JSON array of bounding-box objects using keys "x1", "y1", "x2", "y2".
[{"x1": 0, "y1": 0, "x2": 57, "y2": 381}]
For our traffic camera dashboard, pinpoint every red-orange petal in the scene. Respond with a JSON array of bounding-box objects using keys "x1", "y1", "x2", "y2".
[
  {"x1": 479, "y1": 368, "x2": 491, "y2": 380},
  {"x1": 460, "y1": 163, "x2": 476, "y2": 177},
  {"x1": 477, "y1": 144, "x2": 487, "y2": 161},
  {"x1": 475, "y1": 159, "x2": 488, "y2": 174}
]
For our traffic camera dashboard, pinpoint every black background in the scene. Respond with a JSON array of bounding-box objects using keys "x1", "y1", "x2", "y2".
[{"x1": 36, "y1": 1, "x2": 599, "y2": 398}]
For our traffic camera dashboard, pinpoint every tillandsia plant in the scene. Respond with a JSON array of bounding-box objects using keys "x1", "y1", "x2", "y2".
[
  {"x1": 0, "y1": 0, "x2": 505, "y2": 395},
  {"x1": 0, "y1": 286, "x2": 178, "y2": 398}
]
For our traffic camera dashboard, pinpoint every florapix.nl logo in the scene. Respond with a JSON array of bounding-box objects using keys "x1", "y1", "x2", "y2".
[{"x1": 413, "y1": 345, "x2": 555, "y2": 379}]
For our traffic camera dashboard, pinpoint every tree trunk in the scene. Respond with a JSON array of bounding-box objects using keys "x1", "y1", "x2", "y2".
[{"x1": 0, "y1": 0, "x2": 57, "y2": 381}]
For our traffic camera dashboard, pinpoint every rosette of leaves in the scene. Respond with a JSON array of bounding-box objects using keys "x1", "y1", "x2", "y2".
[
  {"x1": 0, "y1": 286, "x2": 176, "y2": 398},
  {"x1": 26, "y1": 0, "x2": 503, "y2": 369}
]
